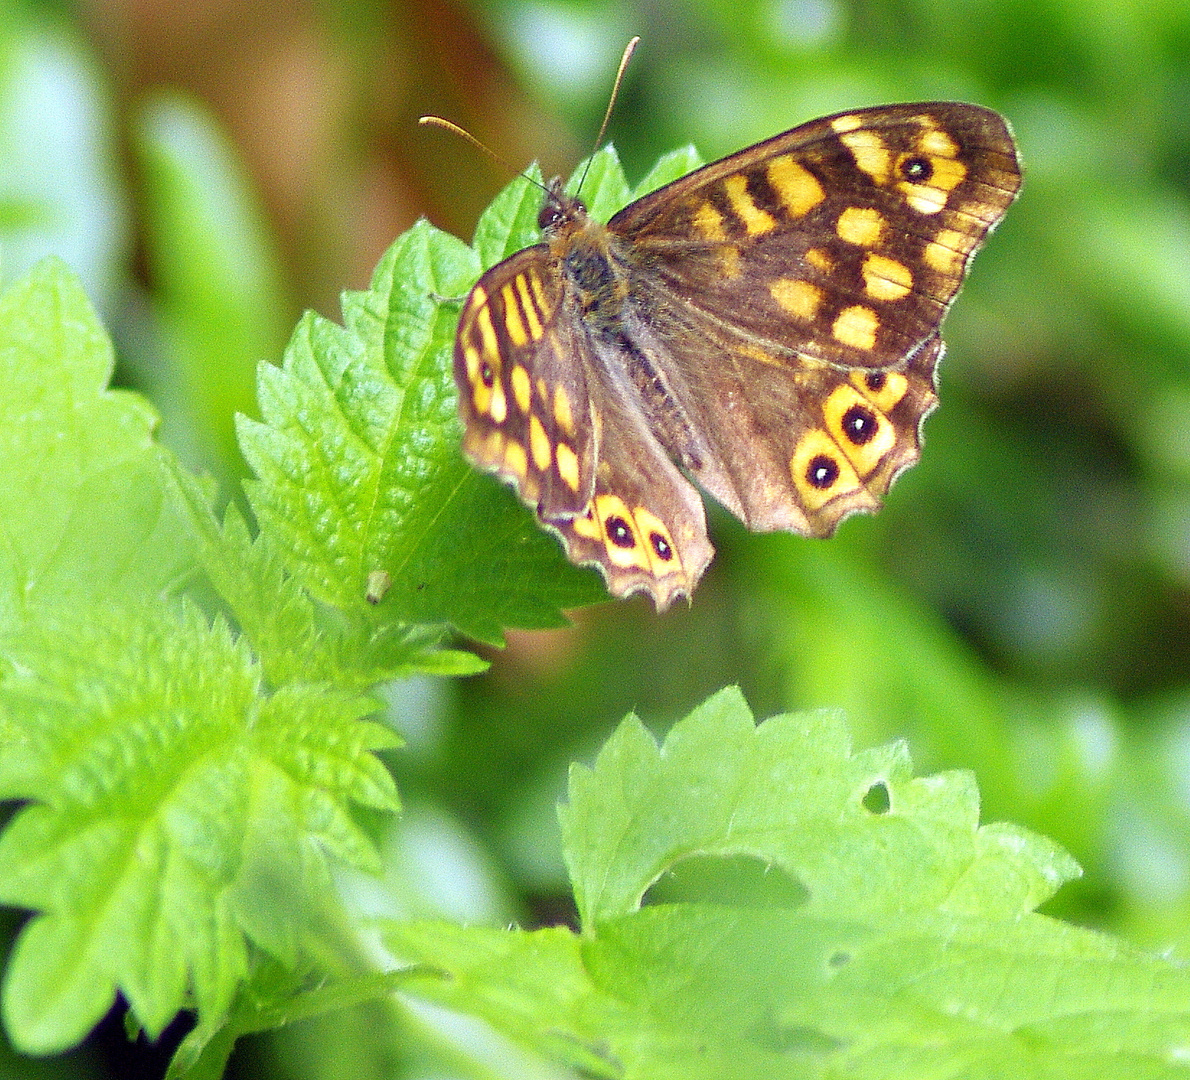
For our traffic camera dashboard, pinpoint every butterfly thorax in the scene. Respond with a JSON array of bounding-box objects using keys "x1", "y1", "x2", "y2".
[{"x1": 541, "y1": 181, "x2": 631, "y2": 334}]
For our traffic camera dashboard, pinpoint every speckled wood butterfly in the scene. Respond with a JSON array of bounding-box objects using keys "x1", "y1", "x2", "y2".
[{"x1": 453, "y1": 102, "x2": 1021, "y2": 609}]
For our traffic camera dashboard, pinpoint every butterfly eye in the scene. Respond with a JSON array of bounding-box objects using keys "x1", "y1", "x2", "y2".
[{"x1": 538, "y1": 203, "x2": 565, "y2": 230}]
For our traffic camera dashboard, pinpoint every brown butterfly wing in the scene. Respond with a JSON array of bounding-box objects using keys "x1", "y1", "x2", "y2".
[
  {"x1": 611, "y1": 102, "x2": 1020, "y2": 371},
  {"x1": 454, "y1": 242, "x2": 713, "y2": 607}
]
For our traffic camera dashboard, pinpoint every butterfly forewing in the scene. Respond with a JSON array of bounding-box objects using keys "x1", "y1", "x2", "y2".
[
  {"x1": 611, "y1": 103, "x2": 1020, "y2": 371},
  {"x1": 454, "y1": 245, "x2": 600, "y2": 519},
  {"x1": 452, "y1": 101, "x2": 1021, "y2": 608}
]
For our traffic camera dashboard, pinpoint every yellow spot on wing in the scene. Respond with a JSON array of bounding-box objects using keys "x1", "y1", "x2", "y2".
[
  {"x1": 790, "y1": 429, "x2": 865, "y2": 511},
  {"x1": 503, "y1": 439, "x2": 527, "y2": 478},
  {"x1": 527, "y1": 272, "x2": 553, "y2": 322},
  {"x1": 823, "y1": 384, "x2": 895, "y2": 477},
  {"x1": 501, "y1": 284, "x2": 528, "y2": 346},
  {"x1": 767, "y1": 154, "x2": 824, "y2": 216},
  {"x1": 693, "y1": 200, "x2": 727, "y2": 240},
  {"x1": 861, "y1": 253, "x2": 914, "y2": 301},
  {"x1": 633, "y1": 507, "x2": 682, "y2": 576},
  {"x1": 510, "y1": 365, "x2": 531, "y2": 412},
  {"x1": 832, "y1": 305, "x2": 880, "y2": 350},
  {"x1": 475, "y1": 303, "x2": 499, "y2": 361},
  {"x1": 918, "y1": 127, "x2": 959, "y2": 156},
  {"x1": 569, "y1": 503, "x2": 600, "y2": 541},
  {"x1": 770, "y1": 278, "x2": 823, "y2": 321},
  {"x1": 592, "y1": 494, "x2": 649, "y2": 570},
  {"x1": 529, "y1": 415, "x2": 551, "y2": 471},
  {"x1": 514, "y1": 275, "x2": 544, "y2": 339},
  {"x1": 556, "y1": 442, "x2": 580, "y2": 491},
  {"x1": 851, "y1": 369, "x2": 910, "y2": 413},
  {"x1": 831, "y1": 114, "x2": 863, "y2": 133},
  {"x1": 923, "y1": 231, "x2": 968, "y2": 276},
  {"x1": 804, "y1": 248, "x2": 833, "y2": 273},
  {"x1": 839, "y1": 128, "x2": 892, "y2": 182},
  {"x1": 836, "y1": 206, "x2": 886, "y2": 247},
  {"x1": 722, "y1": 173, "x2": 776, "y2": 236}
]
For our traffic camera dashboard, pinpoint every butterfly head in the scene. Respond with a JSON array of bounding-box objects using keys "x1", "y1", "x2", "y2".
[{"x1": 538, "y1": 177, "x2": 588, "y2": 236}]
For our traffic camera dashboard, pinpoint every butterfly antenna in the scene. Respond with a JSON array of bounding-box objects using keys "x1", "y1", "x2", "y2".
[
  {"x1": 418, "y1": 115, "x2": 550, "y2": 195},
  {"x1": 577, "y1": 35, "x2": 640, "y2": 195}
]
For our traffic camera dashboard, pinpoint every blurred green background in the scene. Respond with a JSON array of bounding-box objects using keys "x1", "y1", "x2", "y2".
[{"x1": 4, "y1": 0, "x2": 1190, "y2": 1075}]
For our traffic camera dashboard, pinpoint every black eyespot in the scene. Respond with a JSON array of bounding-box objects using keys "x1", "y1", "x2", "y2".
[
  {"x1": 606, "y1": 515, "x2": 635, "y2": 548},
  {"x1": 651, "y1": 532, "x2": 673, "y2": 561},
  {"x1": 865, "y1": 371, "x2": 887, "y2": 393},
  {"x1": 841, "y1": 404, "x2": 878, "y2": 445},
  {"x1": 900, "y1": 156, "x2": 932, "y2": 183},
  {"x1": 480, "y1": 362, "x2": 495, "y2": 387},
  {"x1": 807, "y1": 454, "x2": 839, "y2": 490}
]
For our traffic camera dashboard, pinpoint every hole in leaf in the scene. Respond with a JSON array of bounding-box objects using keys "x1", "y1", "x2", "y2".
[
  {"x1": 862, "y1": 781, "x2": 890, "y2": 814},
  {"x1": 642, "y1": 853, "x2": 808, "y2": 909}
]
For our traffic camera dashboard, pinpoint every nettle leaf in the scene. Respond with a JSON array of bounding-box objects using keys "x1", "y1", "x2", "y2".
[
  {"x1": 388, "y1": 689, "x2": 1190, "y2": 1079},
  {"x1": 560, "y1": 686, "x2": 1078, "y2": 930},
  {"x1": 0, "y1": 602, "x2": 399, "y2": 1054},
  {"x1": 0, "y1": 259, "x2": 192, "y2": 623},
  {"x1": 564, "y1": 145, "x2": 631, "y2": 224},
  {"x1": 238, "y1": 215, "x2": 604, "y2": 646},
  {"x1": 165, "y1": 459, "x2": 485, "y2": 689},
  {"x1": 631, "y1": 145, "x2": 704, "y2": 201},
  {"x1": 473, "y1": 162, "x2": 546, "y2": 269}
]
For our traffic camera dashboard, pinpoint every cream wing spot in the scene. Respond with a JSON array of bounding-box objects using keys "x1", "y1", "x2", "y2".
[
  {"x1": 529, "y1": 414, "x2": 552, "y2": 471},
  {"x1": 766, "y1": 154, "x2": 825, "y2": 216},
  {"x1": 832, "y1": 305, "x2": 880, "y2": 350},
  {"x1": 823, "y1": 384, "x2": 896, "y2": 477},
  {"x1": 556, "y1": 442, "x2": 580, "y2": 491},
  {"x1": 510, "y1": 365, "x2": 532, "y2": 413},
  {"x1": 924, "y1": 231, "x2": 969, "y2": 275},
  {"x1": 804, "y1": 248, "x2": 833, "y2": 273},
  {"x1": 839, "y1": 129, "x2": 893, "y2": 182},
  {"x1": 513, "y1": 275, "x2": 545, "y2": 339},
  {"x1": 592, "y1": 494, "x2": 649, "y2": 570},
  {"x1": 836, "y1": 206, "x2": 886, "y2": 247},
  {"x1": 770, "y1": 278, "x2": 823, "y2": 321},
  {"x1": 790, "y1": 429, "x2": 865, "y2": 511},
  {"x1": 723, "y1": 174, "x2": 777, "y2": 235},
  {"x1": 851, "y1": 369, "x2": 910, "y2": 413},
  {"x1": 503, "y1": 439, "x2": 527, "y2": 479},
  {"x1": 861, "y1": 253, "x2": 914, "y2": 301},
  {"x1": 553, "y1": 385, "x2": 576, "y2": 435},
  {"x1": 632, "y1": 507, "x2": 682, "y2": 576},
  {"x1": 501, "y1": 284, "x2": 528, "y2": 346}
]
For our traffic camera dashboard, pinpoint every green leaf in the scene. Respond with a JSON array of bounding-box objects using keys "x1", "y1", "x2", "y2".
[
  {"x1": 164, "y1": 457, "x2": 487, "y2": 688},
  {"x1": 630, "y1": 146, "x2": 704, "y2": 200},
  {"x1": 0, "y1": 258, "x2": 192, "y2": 625},
  {"x1": 386, "y1": 689, "x2": 1190, "y2": 1080},
  {"x1": 473, "y1": 162, "x2": 546, "y2": 269},
  {"x1": 239, "y1": 215, "x2": 604, "y2": 645},
  {"x1": 0, "y1": 602, "x2": 399, "y2": 1054},
  {"x1": 564, "y1": 144, "x2": 630, "y2": 224},
  {"x1": 391, "y1": 907, "x2": 1190, "y2": 1080},
  {"x1": 561, "y1": 687, "x2": 1078, "y2": 931}
]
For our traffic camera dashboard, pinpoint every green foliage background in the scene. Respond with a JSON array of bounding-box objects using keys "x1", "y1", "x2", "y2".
[{"x1": 3, "y1": 0, "x2": 1190, "y2": 1076}]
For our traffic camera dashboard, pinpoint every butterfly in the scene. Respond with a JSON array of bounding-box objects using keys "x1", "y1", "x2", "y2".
[{"x1": 453, "y1": 102, "x2": 1022, "y2": 609}]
